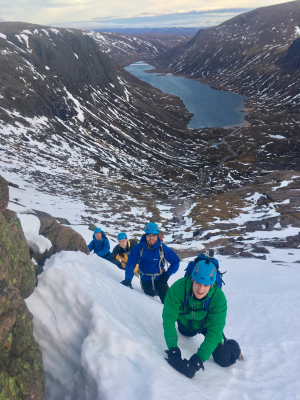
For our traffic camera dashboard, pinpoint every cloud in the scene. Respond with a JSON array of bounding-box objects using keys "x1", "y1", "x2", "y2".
[
  {"x1": 0, "y1": 0, "x2": 285, "y2": 27},
  {"x1": 53, "y1": 8, "x2": 252, "y2": 30}
]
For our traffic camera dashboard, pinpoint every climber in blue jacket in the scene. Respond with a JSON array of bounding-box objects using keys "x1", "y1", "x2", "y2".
[
  {"x1": 88, "y1": 228, "x2": 111, "y2": 260},
  {"x1": 121, "y1": 223, "x2": 180, "y2": 303}
]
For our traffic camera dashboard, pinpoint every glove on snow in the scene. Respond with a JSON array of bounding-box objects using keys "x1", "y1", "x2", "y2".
[
  {"x1": 159, "y1": 271, "x2": 170, "y2": 284},
  {"x1": 179, "y1": 354, "x2": 204, "y2": 379},
  {"x1": 121, "y1": 279, "x2": 133, "y2": 288},
  {"x1": 165, "y1": 347, "x2": 182, "y2": 371}
]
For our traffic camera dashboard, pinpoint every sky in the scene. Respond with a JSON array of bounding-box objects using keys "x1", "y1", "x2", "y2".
[{"x1": 0, "y1": 0, "x2": 292, "y2": 30}]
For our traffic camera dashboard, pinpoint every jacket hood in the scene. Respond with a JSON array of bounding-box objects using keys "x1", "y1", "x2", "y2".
[{"x1": 93, "y1": 232, "x2": 108, "y2": 241}]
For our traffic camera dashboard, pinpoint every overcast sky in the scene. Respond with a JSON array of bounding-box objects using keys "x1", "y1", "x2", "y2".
[{"x1": 0, "y1": 0, "x2": 294, "y2": 29}]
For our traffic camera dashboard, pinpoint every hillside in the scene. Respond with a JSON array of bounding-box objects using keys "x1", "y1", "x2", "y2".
[
  {"x1": 154, "y1": 1, "x2": 300, "y2": 113},
  {"x1": 1, "y1": 7, "x2": 300, "y2": 242},
  {"x1": 0, "y1": 21, "x2": 222, "y2": 233},
  {"x1": 139, "y1": 1, "x2": 300, "y2": 233}
]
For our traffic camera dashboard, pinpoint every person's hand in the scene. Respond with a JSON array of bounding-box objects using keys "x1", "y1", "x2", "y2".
[
  {"x1": 159, "y1": 271, "x2": 170, "y2": 284},
  {"x1": 165, "y1": 347, "x2": 182, "y2": 371},
  {"x1": 178, "y1": 354, "x2": 204, "y2": 378},
  {"x1": 121, "y1": 279, "x2": 133, "y2": 288}
]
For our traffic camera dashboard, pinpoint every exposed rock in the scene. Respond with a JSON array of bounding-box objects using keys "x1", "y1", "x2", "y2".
[
  {"x1": 251, "y1": 246, "x2": 270, "y2": 254},
  {"x1": 56, "y1": 217, "x2": 71, "y2": 225},
  {"x1": 7, "y1": 181, "x2": 19, "y2": 188},
  {"x1": 169, "y1": 248, "x2": 202, "y2": 261},
  {"x1": 245, "y1": 217, "x2": 280, "y2": 232},
  {"x1": 193, "y1": 229, "x2": 202, "y2": 237},
  {"x1": 256, "y1": 196, "x2": 270, "y2": 206},
  {"x1": 239, "y1": 251, "x2": 258, "y2": 258},
  {"x1": 31, "y1": 216, "x2": 89, "y2": 267},
  {"x1": 205, "y1": 238, "x2": 231, "y2": 249},
  {"x1": 213, "y1": 223, "x2": 239, "y2": 231},
  {"x1": 0, "y1": 176, "x2": 9, "y2": 212},
  {"x1": 218, "y1": 246, "x2": 239, "y2": 256},
  {"x1": 0, "y1": 177, "x2": 45, "y2": 399},
  {"x1": 88, "y1": 223, "x2": 97, "y2": 232}
]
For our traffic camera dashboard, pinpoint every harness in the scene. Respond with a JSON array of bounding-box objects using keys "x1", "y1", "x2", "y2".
[
  {"x1": 179, "y1": 278, "x2": 212, "y2": 334},
  {"x1": 138, "y1": 244, "x2": 167, "y2": 290}
]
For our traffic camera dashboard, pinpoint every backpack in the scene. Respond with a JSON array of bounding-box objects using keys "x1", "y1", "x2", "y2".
[{"x1": 182, "y1": 253, "x2": 226, "y2": 312}]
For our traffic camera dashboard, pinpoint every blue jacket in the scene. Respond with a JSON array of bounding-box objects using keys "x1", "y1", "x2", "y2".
[
  {"x1": 88, "y1": 232, "x2": 111, "y2": 260},
  {"x1": 125, "y1": 234, "x2": 180, "y2": 282}
]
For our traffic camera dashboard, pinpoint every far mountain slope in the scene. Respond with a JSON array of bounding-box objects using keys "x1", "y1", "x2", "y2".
[
  {"x1": 154, "y1": 1, "x2": 300, "y2": 113},
  {"x1": 85, "y1": 30, "x2": 191, "y2": 67}
]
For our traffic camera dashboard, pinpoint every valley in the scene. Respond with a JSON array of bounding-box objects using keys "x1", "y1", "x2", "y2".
[{"x1": 0, "y1": 2, "x2": 300, "y2": 251}]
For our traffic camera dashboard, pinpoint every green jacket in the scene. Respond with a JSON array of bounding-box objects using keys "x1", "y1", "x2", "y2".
[{"x1": 162, "y1": 276, "x2": 227, "y2": 362}]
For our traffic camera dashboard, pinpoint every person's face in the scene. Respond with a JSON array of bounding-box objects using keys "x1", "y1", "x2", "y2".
[
  {"x1": 146, "y1": 234, "x2": 158, "y2": 246},
  {"x1": 95, "y1": 232, "x2": 102, "y2": 241},
  {"x1": 192, "y1": 280, "x2": 212, "y2": 300},
  {"x1": 119, "y1": 238, "x2": 128, "y2": 249}
]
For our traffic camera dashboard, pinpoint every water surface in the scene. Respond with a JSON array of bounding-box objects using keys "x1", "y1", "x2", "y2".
[{"x1": 125, "y1": 63, "x2": 248, "y2": 129}]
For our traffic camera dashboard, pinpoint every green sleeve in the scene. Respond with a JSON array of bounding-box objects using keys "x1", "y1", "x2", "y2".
[
  {"x1": 196, "y1": 289, "x2": 227, "y2": 362},
  {"x1": 162, "y1": 278, "x2": 185, "y2": 349}
]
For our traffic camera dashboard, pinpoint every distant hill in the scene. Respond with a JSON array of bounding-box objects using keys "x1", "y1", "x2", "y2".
[
  {"x1": 86, "y1": 30, "x2": 193, "y2": 66},
  {"x1": 93, "y1": 27, "x2": 201, "y2": 36}
]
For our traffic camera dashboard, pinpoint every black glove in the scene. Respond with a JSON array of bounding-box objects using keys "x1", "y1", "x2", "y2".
[
  {"x1": 165, "y1": 347, "x2": 182, "y2": 371},
  {"x1": 121, "y1": 279, "x2": 133, "y2": 288},
  {"x1": 159, "y1": 271, "x2": 170, "y2": 284},
  {"x1": 179, "y1": 354, "x2": 204, "y2": 378}
]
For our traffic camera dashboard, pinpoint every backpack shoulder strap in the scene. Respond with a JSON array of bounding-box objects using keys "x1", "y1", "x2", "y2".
[
  {"x1": 159, "y1": 244, "x2": 166, "y2": 271},
  {"x1": 138, "y1": 245, "x2": 143, "y2": 264},
  {"x1": 179, "y1": 278, "x2": 190, "y2": 314},
  {"x1": 203, "y1": 296, "x2": 212, "y2": 311}
]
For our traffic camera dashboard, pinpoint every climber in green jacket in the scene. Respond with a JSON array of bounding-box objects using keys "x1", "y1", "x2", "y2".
[{"x1": 162, "y1": 259, "x2": 242, "y2": 378}]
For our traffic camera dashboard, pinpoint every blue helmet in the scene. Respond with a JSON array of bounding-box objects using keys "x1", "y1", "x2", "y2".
[
  {"x1": 117, "y1": 232, "x2": 127, "y2": 240},
  {"x1": 144, "y1": 223, "x2": 159, "y2": 234},
  {"x1": 192, "y1": 260, "x2": 216, "y2": 285},
  {"x1": 94, "y1": 228, "x2": 103, "y2": 234}
]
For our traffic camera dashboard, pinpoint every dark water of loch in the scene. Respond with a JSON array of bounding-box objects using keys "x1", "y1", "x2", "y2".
[{"x1": 125, "y1": 63, "x2": 248, "y2": 129}]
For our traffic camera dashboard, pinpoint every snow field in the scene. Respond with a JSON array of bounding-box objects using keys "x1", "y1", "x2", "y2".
[{"x1": 26, "y1": 249, "x2": 300, "y2": 400}]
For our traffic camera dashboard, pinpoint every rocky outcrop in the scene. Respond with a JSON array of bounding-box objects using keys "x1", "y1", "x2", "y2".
[
  {"x1": 0, "y1": 176, "x2": 45, "y2": 399},
  {"x1": 30, "y1": 210, "x2": 89, "y2": 274}
]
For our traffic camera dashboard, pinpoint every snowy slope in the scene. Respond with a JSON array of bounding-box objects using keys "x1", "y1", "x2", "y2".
[{"x1": 26, "y1": 248, "x2": 300, "y2": 400}]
